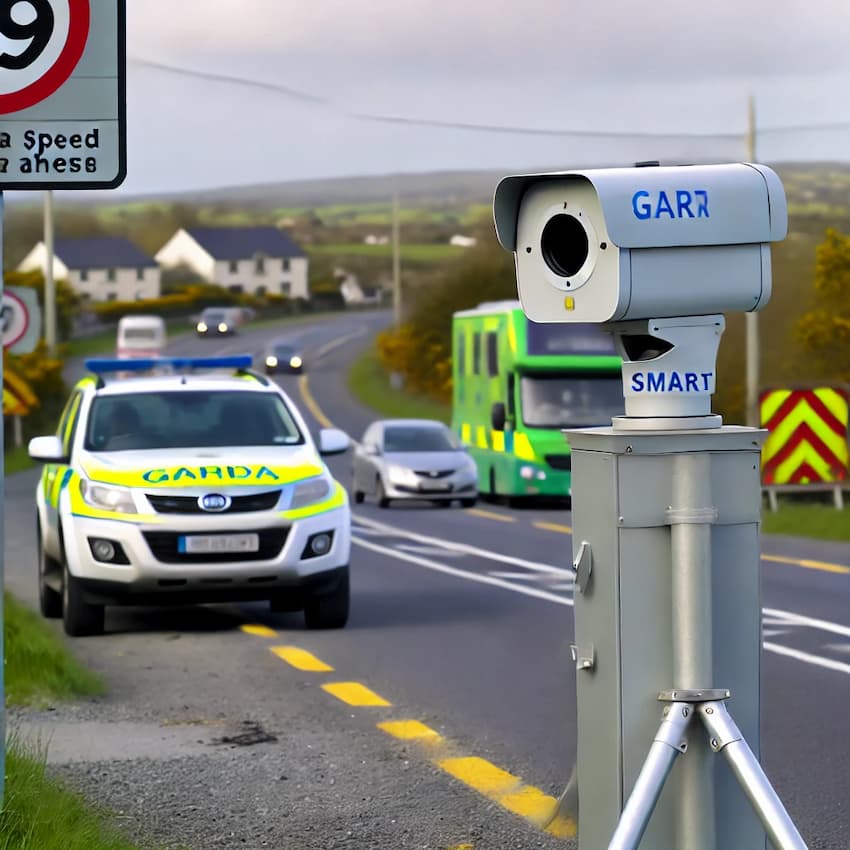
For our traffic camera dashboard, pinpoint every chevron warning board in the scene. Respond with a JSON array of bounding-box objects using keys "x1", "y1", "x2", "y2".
[
  {"x1": 3, "y1": 369, "x2": 38, "y2": 417},
  {"x1": 760, "y1": 387, "x2": 850, "y2": 485}
]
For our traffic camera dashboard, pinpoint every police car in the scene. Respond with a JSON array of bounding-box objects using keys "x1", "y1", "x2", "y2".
[{"x1": 28, "y1": 356, "x2": 352, "y2": 636}]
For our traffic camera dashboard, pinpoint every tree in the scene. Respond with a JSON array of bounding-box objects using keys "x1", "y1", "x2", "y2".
[{"x1": 796, "y1": 228, "x2": 850, "y2": 381}]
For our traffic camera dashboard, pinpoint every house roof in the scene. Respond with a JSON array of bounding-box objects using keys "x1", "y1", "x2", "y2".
[
  {"x1": 186, "y1": 226, "x2": 306, "y2": 260},
  {"x1": 54, "y1": 236, "x2": 158, "y2": 269}
]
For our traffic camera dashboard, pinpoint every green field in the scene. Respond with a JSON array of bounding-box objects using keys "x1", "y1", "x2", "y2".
[
  {"x1": 308, "y1": 243, "x2": 466, "y2": 263},
  {"x1": 761, "y1": 502, "x2": 850, "y2": 542}
]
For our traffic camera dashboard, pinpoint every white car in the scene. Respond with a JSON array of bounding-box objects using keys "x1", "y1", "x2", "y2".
[{"x1": 28, "y1": 355, "x2": 352, "y2": 636}]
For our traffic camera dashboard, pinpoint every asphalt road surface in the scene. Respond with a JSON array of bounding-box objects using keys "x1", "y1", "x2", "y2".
[{"x1": 6, "y1": 310, "x2": 850, "y2": 850}]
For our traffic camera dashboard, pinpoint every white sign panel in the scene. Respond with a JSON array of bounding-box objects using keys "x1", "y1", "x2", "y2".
[
  {"x1": 2, "y1": 285, "x2": 41, "y2": 353},
  {"x1": 0, "y1": 0, "x2": 125, "y2": 188}
]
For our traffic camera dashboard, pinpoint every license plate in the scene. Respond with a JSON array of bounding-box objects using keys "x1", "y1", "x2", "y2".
[
  {"x1": 178, "y1": 534, "x2": 260, "y2": 554},
  {"x1": 419, "y1": 482, "x2": 451, "y2": 493}
]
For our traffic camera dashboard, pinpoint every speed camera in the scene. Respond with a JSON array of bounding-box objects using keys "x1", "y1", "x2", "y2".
[{"x1": 493, "y1": 163, "x2": 787, "y2": 323}]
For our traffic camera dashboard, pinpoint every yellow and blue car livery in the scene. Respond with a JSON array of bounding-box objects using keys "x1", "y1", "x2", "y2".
[{"x1": 32, "y1": 355, "x2": 352, "y2": 633}]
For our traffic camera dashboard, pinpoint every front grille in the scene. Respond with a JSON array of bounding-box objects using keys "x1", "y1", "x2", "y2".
[
  {"x1": 413, "y1": 469, "x2": 454, "y2": 479},
  {"x1": 142, "y1": 528, "x2": 288, "y2": 563},
  {"x1": 147, "y1": 490, "x2": 281, "y2": 514},
  {"x1": 545, "y1": 454, "x2": 572, "y2": 471}
]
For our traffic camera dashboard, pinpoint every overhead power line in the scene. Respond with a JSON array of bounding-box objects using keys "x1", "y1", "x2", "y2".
[{"x1": 131, "y1": 56, "x2": 850, "y2": 141}]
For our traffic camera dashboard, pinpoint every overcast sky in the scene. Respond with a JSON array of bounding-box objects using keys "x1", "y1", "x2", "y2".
[{"x1": 83, "y1": 0, "x2": 850, "y2": 193}]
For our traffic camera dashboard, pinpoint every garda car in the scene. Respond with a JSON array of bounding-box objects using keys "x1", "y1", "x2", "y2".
[{"x1": 28, "y1": 355, "x2": 352, "y2": 636}]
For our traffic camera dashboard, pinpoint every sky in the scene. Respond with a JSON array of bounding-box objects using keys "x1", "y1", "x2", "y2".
[{"x1": 48, "y1": 0, "x2": 850, "y2": 194}]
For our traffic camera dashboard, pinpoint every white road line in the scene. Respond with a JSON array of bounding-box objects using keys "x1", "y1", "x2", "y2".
[
  {"x1": 352, "y1": 526, "x2": 850, "y2": 677},
  {"x1": 824, "y1": 643, "x2": 850, "y2": 655},
  {"x1": 315, "y1": 329, "x2": 368, "y2": 360},
  {"x1": 488, "y1": 570, "x2": 575, "y2": 587},
  {"x1": 762, "y1": 642, "x2": 850, "y2": 676},
  {"x1": 762, "y1": 629, "x2": 791, "y2": 638},
  {"x1": 352, "y1": 515, "x2": 572, "y2": 576},
  {"x1": 397, "y1": 544, "x2": 467, "y2": 557},
  {"x1": 352, "y1": 535, "x2": 574, "y2": 607}
]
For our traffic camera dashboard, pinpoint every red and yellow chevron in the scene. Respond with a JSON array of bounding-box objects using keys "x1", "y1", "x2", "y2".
[
  {"x1": 760, "y1": 387, "x2": 850, "y2": 485},
  {"x1": 3, "y1": 369, "x2": 38, "y2": 417}
]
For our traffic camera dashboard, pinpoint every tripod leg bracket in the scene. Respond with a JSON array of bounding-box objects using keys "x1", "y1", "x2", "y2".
[
  {"x1": 699, "y1": 701, "x2": 743, "y2": 753},
  {"x1": 655, "y1": 702, "x2": 693, "y2": 754}
]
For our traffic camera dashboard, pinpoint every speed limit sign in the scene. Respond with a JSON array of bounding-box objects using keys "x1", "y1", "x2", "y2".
[
  {"x1": 0, "y1": 0, "x2": 125, "y2": 188},
  {"x1": 0, "y1": 0, "x2": 90, "y2": 114}
]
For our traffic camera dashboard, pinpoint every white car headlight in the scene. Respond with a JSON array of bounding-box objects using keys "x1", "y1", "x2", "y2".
[
  {"x1": 80, "y1": 480, "x2": 136, "y2": 513},
  {"x1": 266, "y1": 355, "x2": 278, "y2": 367},
  {"x1": 197, "y1": 321, "x2": 208, "y2": 332},
  {"x1": 386, "y1": 464, "x2": 416, "y2": 485},
  {"x1": 289, "y1": 356, "x2": 302, "y2": 368},
  {"x1": 290, "y1": 476, "x2": 332, "y2": 509}
]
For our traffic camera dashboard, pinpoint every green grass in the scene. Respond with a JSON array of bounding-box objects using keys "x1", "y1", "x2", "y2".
[
  {"x1": 1, "y1": 738, "x2": 144, "y2": 850},
  {"x1": 761, "y1": 502, "x2": 850, "y2": 542},
  {"x1": 4, "y1": 592, "x2": 105, "y2": 707},
  {"x1": 5, "y1": 445, "x2": 34, "y2": 476},
  {"x1": 348, "y1": 345, "x2": 450, "y2": 424},
  {"x1": 308, "y1": 243, "x2": 465, "y2": 263}
]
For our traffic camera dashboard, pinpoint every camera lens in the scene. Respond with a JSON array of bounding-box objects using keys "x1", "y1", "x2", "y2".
[{"x1": 540, "y1": 214, "x2": 589, "y2": 278}]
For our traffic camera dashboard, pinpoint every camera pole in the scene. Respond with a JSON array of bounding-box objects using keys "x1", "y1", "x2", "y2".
[{"x1": 565, "y1": 316, "x2": 808, "y2": 850}]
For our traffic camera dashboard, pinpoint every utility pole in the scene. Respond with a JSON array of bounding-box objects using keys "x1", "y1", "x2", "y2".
[
  {"x1": 745, "y1": 96, "x2": 759, "y2": 427},
  {"x1": 44, "y1": 190, "x2": 57, "y2": 356},
  {"x1": 391, "y1": 182, "x2": 401, "y2": 326}
]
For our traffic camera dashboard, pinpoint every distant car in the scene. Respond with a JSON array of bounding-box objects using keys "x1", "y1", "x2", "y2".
[
  {"x1": 196, "y1": 307, "x2": 241, "y2": 337},
  {"x1": 352, "y1": 419, "x2": 478, "y2": 508},
  {"x1": 265, "y1": 341, "x2": 304, "y2": 375}
]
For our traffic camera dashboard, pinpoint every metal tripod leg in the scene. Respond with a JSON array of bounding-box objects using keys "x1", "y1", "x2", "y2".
[
  {"x1": 608, "y1": 702, "x2": 693, "y2": 850},
  {"x1": 699, "y1": 701, "x2": 808, "y2": 850}
]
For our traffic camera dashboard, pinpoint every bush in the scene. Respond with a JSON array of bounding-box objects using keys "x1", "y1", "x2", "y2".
[
  {"x1": 4, "y1": 269, "x2": 80, "y2": 343},
  {"x1": 4, "y1": 340, "x2": 66, "y2": 446}
]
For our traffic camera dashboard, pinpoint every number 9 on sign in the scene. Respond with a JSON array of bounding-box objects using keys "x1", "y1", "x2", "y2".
[{"x1": 0, "y1": 0, "x2": 89, "y2": 115}]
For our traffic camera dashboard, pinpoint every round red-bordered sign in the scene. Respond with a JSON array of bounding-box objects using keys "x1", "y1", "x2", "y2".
[
  {"x1": 2, "y1": 290, "x2": 31, "y2": 349},
  {"x1": 0, "y1": 0, "x2": 90, "y2": 115}
]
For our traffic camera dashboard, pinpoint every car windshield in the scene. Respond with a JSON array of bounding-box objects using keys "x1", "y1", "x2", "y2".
[
  {"x1": 520, "y1": 374, "x2": 624, "y2": 428},
  {"x1": 84, "y1": 390, "x2": 305, "y2": 452},
  {"x1": 202, "y1": 312, "x2": 225, "y2": 323},
  {"x1": 122, "y1": 327, "x2": 159, "y2": 341},
  {"x1": 383, "y1": 425, "x2": 458, "y2": 453},
  {"x1": 273, "y1": 344, "x2": 295, "y2": 357}
]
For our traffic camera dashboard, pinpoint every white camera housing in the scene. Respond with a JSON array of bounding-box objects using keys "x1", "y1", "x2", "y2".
[{"x1": 493, "y1": 163, "x2": 787, "y2": 323}]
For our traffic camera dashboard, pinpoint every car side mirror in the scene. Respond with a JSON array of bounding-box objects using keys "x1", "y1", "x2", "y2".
[
  {"x1": 28, "y1": 435, "x2": 68, "y2": 464},
  {"x1": 318, "y1": 428, "x2": 350, "y2": 456},
  {"x1": 491, "y1": 401, "x2": 507, "y2": 432}
]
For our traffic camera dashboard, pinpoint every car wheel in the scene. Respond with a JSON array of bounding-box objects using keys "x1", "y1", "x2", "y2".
[
  {"x1": 353, "y1": 489, "x2": 365, "y2": 504},
  {"x1": 376, "y1": 478, "x2": 390, "y2": 508},
  {"x1": 460, "y1": 498, "x2": 478, "y2": 508},
  {"x1": 304, "y1": 569, "x2": 349, "y2": 629},
  {"x1": 62, "y1": 563, "x2": 105, "y2": 637},
  {"x1": 37, "y1": 523, "x2": 63, "y2": 619}
]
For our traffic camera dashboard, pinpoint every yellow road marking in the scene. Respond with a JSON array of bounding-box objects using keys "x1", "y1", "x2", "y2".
[
  {"x1": 532, "y1": 521, "x2": 573, "y2": 534},
  {"x1": 270, "y1": 646, "x2": 334, "y2": 672},
  {"x1": 322, "y1": 682, "x2": 391, "y2": 706},
  {"x1": 240, "y1": 624, "x2": 277, "y2": 638},
  {"x1": 544, "y1": 812, "x2": 579, "y2": 838},
  {"x1": 298, "y1": 374, "x2": 334, "y2": 428},
  {"x1": 465, "y1": 508, "x2": 516, "y2": 523},
  {"x1": 761, "y1": 553, "x2": 850, "y2": 575},
  {"x1": 378, "y1": 720, "x2": 442, "y2": 741},
  {"x1": 438, "y1": 757, "x2": 519, "y2": 795}
]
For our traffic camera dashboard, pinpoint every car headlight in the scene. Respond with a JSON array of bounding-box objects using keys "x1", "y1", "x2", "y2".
[
  {"x1": 387, "y1": 464, "x2": 417, "y2": 485},
  {"x1": 266, "y1": 355, "x2": 278, "y2": 367},
  {"x1": 218, "y1": 322, "x2": 229, "y2": 333},
  {"x1": 80, "y1": 480, "x2": 136, "y2": 513},
  {"x1": 289, "y1": 356, "x2": 302, "y2": 369},
  {"x1": 290, "y1": 476, "x2": 332, "y2": 509},
  {"x1": 197, "y1": 321, "x2": 208, "y2": 332}
]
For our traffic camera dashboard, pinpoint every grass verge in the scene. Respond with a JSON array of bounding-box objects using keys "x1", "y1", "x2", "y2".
[
  {"x1": 348, "y1": 344, "x2": 450, "y2": 423},
  {"x1": 5, "y1": 445, "x2": 34, "y2": 476},
  {"x1": 761, "y1": 502, "x2": 850, "y2": 542},
  {"x1": 4, "y1": 592, "x2": 105, "y2": 707}
]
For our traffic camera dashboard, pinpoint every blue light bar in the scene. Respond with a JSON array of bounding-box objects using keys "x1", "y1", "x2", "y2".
[{"x1": 85, "y1": 355, "x2": 254, "y2": 374}]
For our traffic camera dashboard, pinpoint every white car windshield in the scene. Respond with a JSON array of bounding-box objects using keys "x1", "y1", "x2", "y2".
[
  {"x1": 383, "y1": 425, "x2": 458, "y2": 453},
  {"x1": 84, "y1": 391, "x2": 305, "y2": 452}
]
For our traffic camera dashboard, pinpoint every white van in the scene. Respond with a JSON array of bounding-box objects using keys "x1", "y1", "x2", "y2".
[{"x1": 116, "y1": 315, "x2": 167, "y2": 359}]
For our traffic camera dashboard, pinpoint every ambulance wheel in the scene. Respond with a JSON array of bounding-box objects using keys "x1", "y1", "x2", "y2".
[{"x1": 62, "y1": 564, "x2": 105, "y2": 637}]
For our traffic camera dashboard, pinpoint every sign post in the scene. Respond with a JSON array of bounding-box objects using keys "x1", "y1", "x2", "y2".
[{"x1": 0, "y1": 0, "x2": 126, "y2": 806}]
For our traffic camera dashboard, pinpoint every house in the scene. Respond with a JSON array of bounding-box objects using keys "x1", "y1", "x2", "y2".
[
  {"x1": 449, "y1": 234, "x2": 477, "y2": 248},
  {"x1": 364, "y1": 234, "x2": 389, "y2": 246},
  {"x1": 155, "y1": 226, "x2": 309, "y2": 298},
  {"x1": 17, "y1": 236, "x2": 161, "y2": 302}
]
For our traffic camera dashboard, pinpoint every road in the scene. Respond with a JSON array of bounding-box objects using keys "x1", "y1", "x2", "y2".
[{"x1": 6, "y1": 310, "x2": 850, "y2": 850}]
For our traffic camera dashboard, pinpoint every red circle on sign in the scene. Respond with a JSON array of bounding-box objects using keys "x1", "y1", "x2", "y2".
[
  {"x1": 3, "y1": 290, "x2": 30, "y2": 349},
  {"x1": 0, "y1": 0, "x2": 90, "y2": 115}
]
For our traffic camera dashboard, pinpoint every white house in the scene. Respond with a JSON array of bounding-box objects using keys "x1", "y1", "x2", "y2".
[
  {"x1": 155, "y1": 226, "x2": 309, "y2": 298},
  {"x1": 17, "y1": 236, "x2": 161, "y2": 302},
  {"x1": 449, "y1": 234, "x2": 477, "y2": 248}
]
